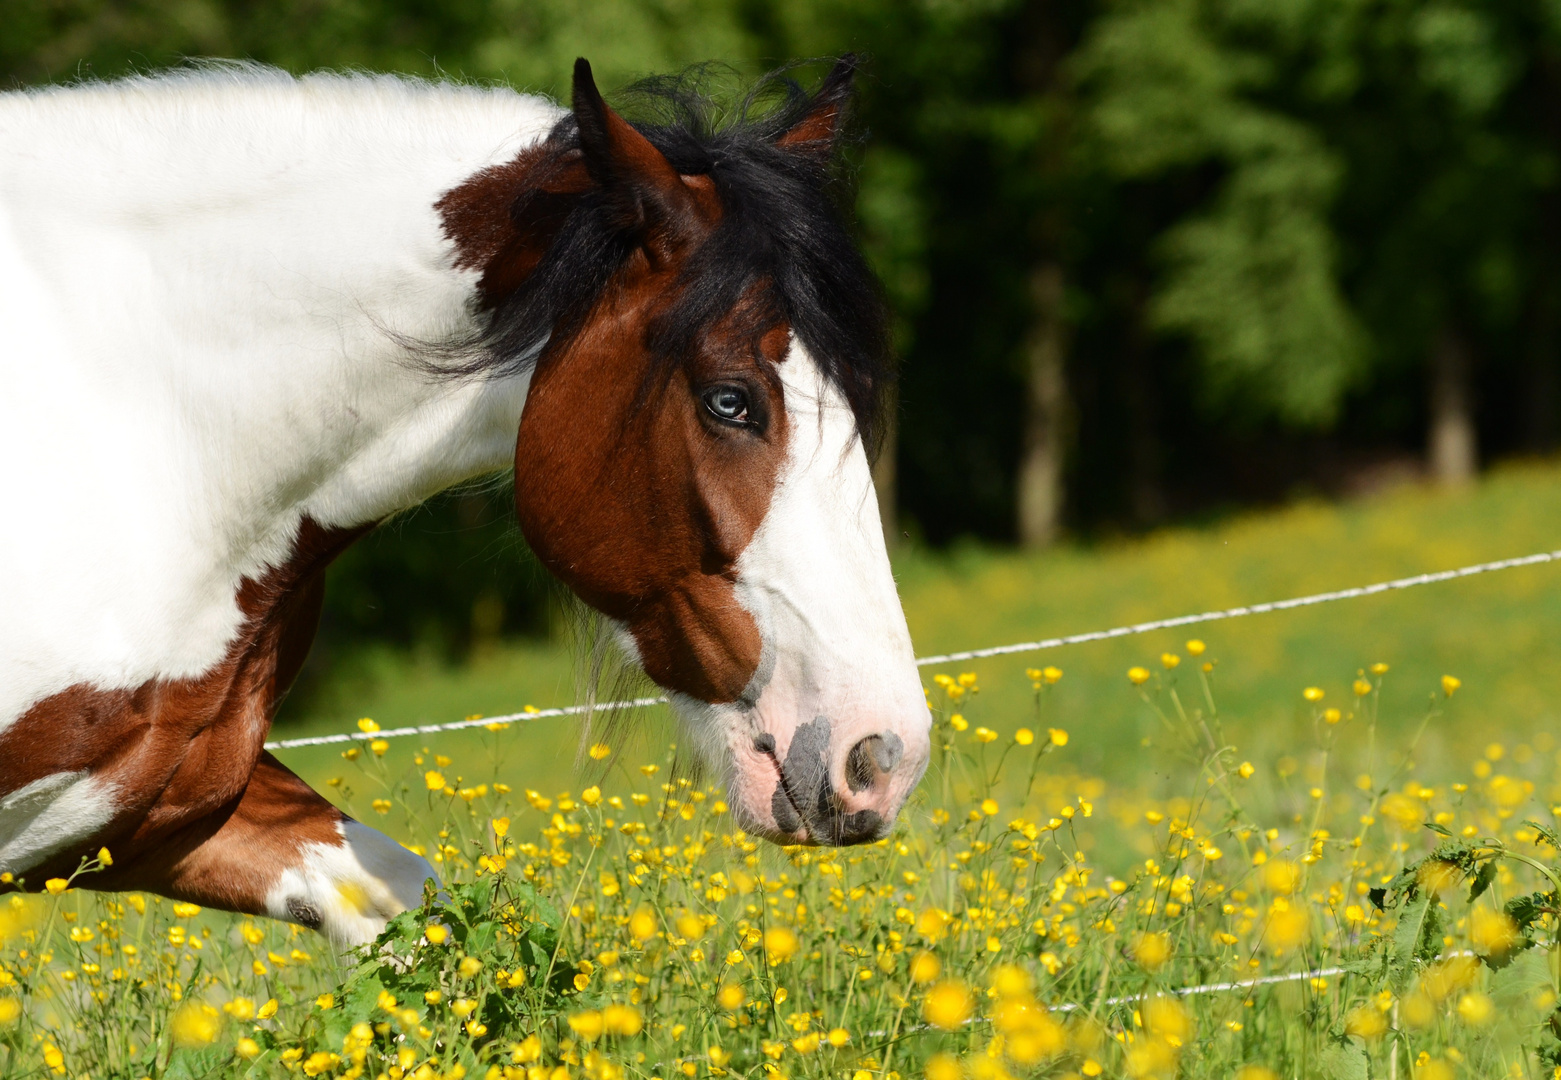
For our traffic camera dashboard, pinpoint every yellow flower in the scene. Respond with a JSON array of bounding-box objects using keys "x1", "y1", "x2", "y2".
[
  {"x1": 1015, "y1": 728, "x2": 1034, "y2": 746},
  {"x1": 922, "y1": 980, "x2": 973, "y2": 1031},
  {"x1": 42, "y1": 1043, "x2": 65, "y2": 1075},
  {"x1": 1265, "y1": 907, "x2": 1308, "y2": 954},
  {"x1": 1371, "y1": 661, "x2": 1389, "y2": 674},
  {"x1": 1185, "y1": 639, "x2": 1205, "y2": 655},
  {"x1": 0, "y1": 998, "x2": 20, "y2": 1025},
  {"x1": 170, "y1": 1001, "x2": 221, "y2": 1047},
  {"x1": 568, "y1": 1010, "x2": 604, "y2": 1041},
  {"x1": 492, "y1": 817, "x2": 510, "y2": 838},
  {"x1": 425, "y1": 924, "x2": 448, "y2": 945},
  {"x1": 235, "y1": 1037, "x2": 261, "y2": 1059},
  {"x1": 990, "y1": 964, "x2": 1032, "y2": 998},
  {"x1": 949, "y1": 713, "x2": 968, "y2": 731},
  {"x1": 827, "y1": 1028, "x2": 850, "y2": 1047},
  {"x1": 357, "y1": 718, "x2": 379, "y2": 733},
  {"x1": 1262, "y1": 860, "x2": 1300, "y2": 895},
  {"x1": 258, "y1": 998, "x2": 279, "y2": 1019},
  {"x1": 1161, "y1": 653, "x2": 1180, "y2": 669},
  {"x1": 1323, "y1": 707, "x2": 1341, "y2": 724},
  {"x1": 588, "y1": 743, "x2": 612, "y2": 760},
  {"x1": 675, "y1": 911, "x2": 706, "y2": 942},
  {"x1": 973, "y1": 727, "x2": 997, "y2": 743},
  {"x1": 1302, "y1": 686, "x2": 1324, "y2": 703},
  {"x1": 97, "y1": 847, "x2": 113, "y2": 867},
  {"x1": 1144, "y1": 997, "x2": 1191, "y2": 1041},
  {"x1": 603, "y1": 1004, "x2": 643, "y2": 1036},
  {"x1": 1456, "y1": 992, "x2": 1494, "y2": 1025},
  {"x1": 1344, "y1": 1005, "x2": 1386, "y2": 1039},
  {"x1": 1127, "y1": 667, "x2": 1150, "y2": 686},
  {"x1": 925, "y1": 1053, "x2": 962, "y2": 1080},
  {"x1": 629, "y1": 907, "x2": 657, "y2": 941},
  {"x1": 1234, "y1": 1069, "x2": 1277, "y2": 1080},
  {"x1": 1470, "y1": 906, "x2": 1519, "y2": 956},
  {"x1": 717, "y1": 983, "x2": 745, "y2": 1011},
  {"x1": 459, "y1": 956, "x2": 483, "y2": 977},
  {"x1": 582, "y1": 786, "x2": 601, "y2": 806},
  {"x1": 1048, "y1": 728, "x2": 1068, "y2": 746},
  {"x1": 763, "y1": 926, "x2": 799, "y2": 964},
  {"x1": 315, "y1": 993, "x2": 334, "y2": 1009},
  {"x1": 44, "y1": 878, "x2": 68, "y2": 895},
  {"x1": 370, "y1": 739, "x2": 389, "y2": 756},
  {"x1": 371, "y1": 798, "x2": 392, "y2": 813},
  {"x1": 1238, "y1": 761, "x2": 1255, "y2": 779},
  {"x1": 424, "y1": 771, "x2": 447, "y2": 791},
  {"x1": 1042, "y1": 665, "x2": 1062, "y2": 683},
  {"x1": 1441, "y1": 674, "x2": 1461, "y2": 696},
  {"x1": 909, "y1": 950, "x2": 942, "y2": 984},
  {"x1": 980, "y1": 798, "x2": 999, "y2": 816},
  {"x1": 1133, "y1": 932, "x2": 1171, "y2": 972},
  {"x1": 1353, "y1": 679, "x2": 1372, "y2": 697}
]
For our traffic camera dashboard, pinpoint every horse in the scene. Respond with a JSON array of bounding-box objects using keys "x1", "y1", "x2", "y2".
[{"x1": 0, "y1": 57, "x2": 931, "y2": 945}]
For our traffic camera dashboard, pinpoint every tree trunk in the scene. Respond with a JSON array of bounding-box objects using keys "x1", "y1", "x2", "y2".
[
  {"x1": 873, "y1": 384, "x2": 899, "y2": 548},
  {"x1": 1524, "y1": 296, "x2": 1557, "y2": 453},
  {"x1": 1123, "y1": 283, "x2": 1165, "y2": 524},
  {"x1": 1016, "y1": 263, "x2": 1069, "y2": 546},
  {"x1": 1428, "y1": 326, "x2": 1477, "y2": 484}
]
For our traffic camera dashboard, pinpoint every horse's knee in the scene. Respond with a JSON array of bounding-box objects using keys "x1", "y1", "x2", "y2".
[{"x1": 266, "y1": 820, "x2": 439, "y2": 947}]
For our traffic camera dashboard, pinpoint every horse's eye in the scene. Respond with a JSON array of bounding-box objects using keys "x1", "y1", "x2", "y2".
[{"x1": 703, "y1": 385, "x2": 751, "y2": 424}]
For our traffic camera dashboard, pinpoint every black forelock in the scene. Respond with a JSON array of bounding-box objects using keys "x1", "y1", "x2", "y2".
[{"x1": 459, "y1": 62, "x2": 891, "y2": 449}]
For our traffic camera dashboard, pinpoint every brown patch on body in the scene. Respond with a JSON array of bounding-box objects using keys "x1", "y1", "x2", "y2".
[{"x1": 0, "y1": 519, "x2": 362, "y2": 899}]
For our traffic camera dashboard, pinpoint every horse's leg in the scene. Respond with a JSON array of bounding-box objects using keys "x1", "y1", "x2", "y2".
[{"x1": 94, "y1": 751, "x2": 437, "y2": 946}]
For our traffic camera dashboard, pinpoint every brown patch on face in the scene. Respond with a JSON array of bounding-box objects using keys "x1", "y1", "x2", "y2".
[
  {"x1": 0, "y1": 519, "x2": 362, "y2": 896},
  {"x1": 515, "y1": 288, "x2": 792, "y2": 703}
]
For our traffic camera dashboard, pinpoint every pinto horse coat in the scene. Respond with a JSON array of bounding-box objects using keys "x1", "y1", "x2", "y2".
[{"x1": 0, "y1": 62, "x2": 931, "y2": 944}]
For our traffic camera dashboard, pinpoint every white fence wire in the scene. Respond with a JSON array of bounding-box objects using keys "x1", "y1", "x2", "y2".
[{"x1": 265, "y1": 546, "x2": 1561, "y2": 751}]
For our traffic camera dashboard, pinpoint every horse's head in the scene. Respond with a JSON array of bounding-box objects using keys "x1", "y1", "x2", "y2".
[{"x1": 439, "y1": 58, "x2": 930, "y2": 844}]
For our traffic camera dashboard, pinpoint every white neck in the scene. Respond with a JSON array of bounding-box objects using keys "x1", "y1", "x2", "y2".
[{"x1": 0, "y1": 69, "x2": 560, "y2": 723}]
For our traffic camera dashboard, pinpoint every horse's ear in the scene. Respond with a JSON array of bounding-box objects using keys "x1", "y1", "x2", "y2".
[
  {"x1": 572, "y1": 58, "x2": 700, "y2": 245},
  {"x1": 775, "y1": 55, "x2": 858, "y2": 157}
]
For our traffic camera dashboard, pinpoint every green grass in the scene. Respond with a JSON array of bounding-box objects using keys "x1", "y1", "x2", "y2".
[{"x1": 276, "y1": 459, "x2": 1561, "y2": 807}]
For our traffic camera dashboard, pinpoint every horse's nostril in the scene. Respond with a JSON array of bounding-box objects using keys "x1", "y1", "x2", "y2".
[
  {"x1": 871, "y1": 732, "x2": 904, "y2": 772},
  {"x1": 846, "y1": 734, "x2": 901, "y2": 793}
]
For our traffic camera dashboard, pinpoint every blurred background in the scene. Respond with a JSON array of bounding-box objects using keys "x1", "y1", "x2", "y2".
[{"x1": 12, "y1": 0, "x2": 1561, "y2": 797}]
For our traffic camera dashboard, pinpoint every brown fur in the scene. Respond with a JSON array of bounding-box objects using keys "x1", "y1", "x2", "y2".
[{"x1": 0, "y1": 520, "x2": 360, "y2": 899}]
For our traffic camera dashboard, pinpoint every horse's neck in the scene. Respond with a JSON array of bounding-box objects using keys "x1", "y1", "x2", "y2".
[{"x1": 0, "y1": 71, "x2": 556, "y2": 722}]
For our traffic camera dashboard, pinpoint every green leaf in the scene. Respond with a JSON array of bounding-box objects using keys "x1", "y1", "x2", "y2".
[
  {"x1": 1524, "y1": 820, "x2": 1561, "y2": 849},
  {"x1": 1390, "y1": 892, "x2": 1441, "y2": 990},
  {"x1": 1319, "y1": 1038, "x2": 1369, "y2": 1080},
  {"x1": 1423, "y1": 821, "x2": 1451, "y2": 837},
  {"x1": 1468, "y1": 859, "x2": 1497, "y2": 903}
]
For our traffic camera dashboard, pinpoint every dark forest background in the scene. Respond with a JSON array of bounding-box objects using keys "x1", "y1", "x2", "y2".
[{"x1": 10, "y1": 0, "x2": 1561, "y2": 672}]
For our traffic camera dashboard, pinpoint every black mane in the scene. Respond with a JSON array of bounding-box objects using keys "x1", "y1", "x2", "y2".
[{"x1": 459, "y1": 63, "x2": 891, "y2": 449}]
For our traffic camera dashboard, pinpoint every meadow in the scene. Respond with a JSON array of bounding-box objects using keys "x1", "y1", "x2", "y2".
[{"x1": 9, "y1": 464, "x2": 1561, "y2": 1078}]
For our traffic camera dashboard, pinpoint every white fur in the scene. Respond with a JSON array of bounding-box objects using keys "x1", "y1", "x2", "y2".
[
  {"x1": 266, "y1": 820, "x2": 438, "y2": 946},
  {"x1": 0, "y1": 69, "x2": 560, "y2": 731},
  {"x1": 0, "y1": 772, "x2": 120, "y2": 876}
]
